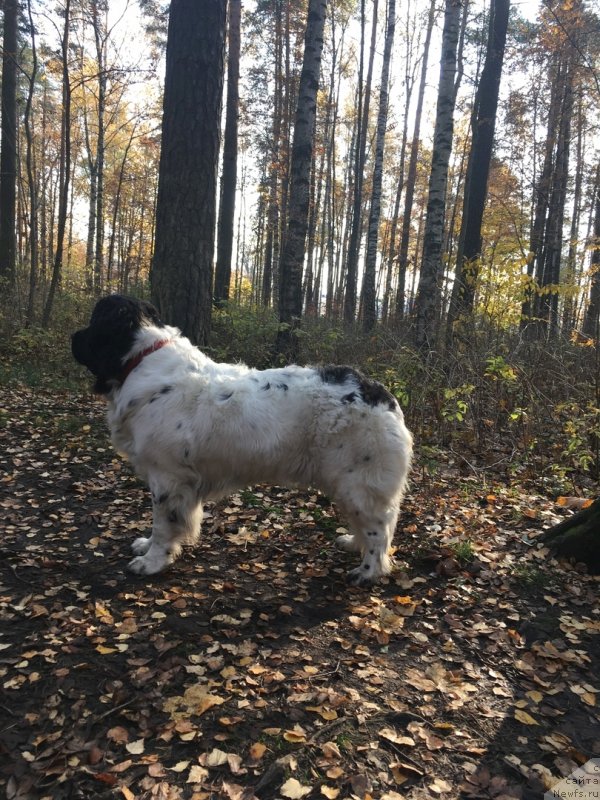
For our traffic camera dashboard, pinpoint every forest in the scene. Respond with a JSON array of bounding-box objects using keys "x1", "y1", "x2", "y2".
[{"x1": 0, "y1": 1, "x2": 599, "y2": 799}]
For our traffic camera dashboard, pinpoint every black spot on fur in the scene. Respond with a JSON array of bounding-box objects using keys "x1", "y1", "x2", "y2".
[
  {"x1": 342, "y1": 392, "x2": 357, "y2": 404},
  {"x1": 261, "y1": 383, "x2": 271, "y2": 391},
  {"x1": 219, "y1": 392, "x2": 233, "y2": 401},
  {"x1": 318, "y1": 365, "x2": 397, "y2": 410},
  {"x1": 128, "y1": 398, "x2": 138, "y2": 408},
  {"x1": 184, "y1": 448, "x2": 190, "y2": 458},
  {"x1": 364, "y1": 455, "x2": 371, "y2": 462},
  {"x1": 167, "y1": 509, "x2": 179, "y2": 524},
  {"x1": 149, "y1": 395, "x2": 158, "y2": 404},
  {"x1": 176, "y1": 422, "x2": 182, "y2": 429},
  {"x1": 161, "y1": 384, "x2": 173, "y2": 394},
  {"x1": 277, "y1": 383, "x2": 288, "y2": 391},
  {"x1": 157, "y1": 492, "x2": 169, "y2": 505},
  {"x1": 370, "y1": 549, "x2": 375, "y2": 555}
]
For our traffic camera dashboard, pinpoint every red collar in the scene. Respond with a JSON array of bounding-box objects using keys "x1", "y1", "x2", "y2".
[{"x1": 121, "y1": 339, "x2": 171, "y2": 383}]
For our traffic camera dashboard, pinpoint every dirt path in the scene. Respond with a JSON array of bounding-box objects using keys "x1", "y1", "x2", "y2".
[{"x1": 0, "y1": 387, "x2": 598, "y2": 800}]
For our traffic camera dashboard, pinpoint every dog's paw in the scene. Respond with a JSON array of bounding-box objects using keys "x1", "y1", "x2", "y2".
[
  {"x1": 131, "y1": 536, "x2": 152, "y2": 556},
  {"x1": 127, "y1": 554, "x2": 168, "y2": 575},
  {"x1": 347, "y1": 566, "x2": 376, "y2": 587},
  {"x1": 336, "y1": 533, "x2": 361, "y2": 552}
]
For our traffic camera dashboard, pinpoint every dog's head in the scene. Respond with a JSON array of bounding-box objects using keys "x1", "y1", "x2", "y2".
[{"x1": 72, "y1": 295, "x2": 164, "y2": 394}]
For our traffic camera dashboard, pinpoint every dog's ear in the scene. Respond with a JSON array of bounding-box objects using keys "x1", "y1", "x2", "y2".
[
  {"x1": 71, "y1": 329, "x2": 93, "y2": 368},
  {"x1": 138, "y1": 299, "x2": 163, "y2": 327}
]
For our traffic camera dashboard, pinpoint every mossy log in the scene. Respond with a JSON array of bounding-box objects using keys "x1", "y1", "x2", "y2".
[{"x1": 541, "y1": 498, "x2": 600, "y2": 574}]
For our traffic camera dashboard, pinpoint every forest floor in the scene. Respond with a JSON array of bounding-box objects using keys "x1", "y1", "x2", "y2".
[{"x1": 0, "y1": 386, "x2": 598, "y2": 800}]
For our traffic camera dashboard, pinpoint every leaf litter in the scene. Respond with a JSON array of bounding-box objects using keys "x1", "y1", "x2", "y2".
[{"x1": 0, "y1": 386, "x2": 598, "y2": 799}]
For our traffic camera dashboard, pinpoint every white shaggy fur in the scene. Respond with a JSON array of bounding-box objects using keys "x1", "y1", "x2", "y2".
[{"x1": 75, "y1": 299, "x2": 413, "y2": 585}]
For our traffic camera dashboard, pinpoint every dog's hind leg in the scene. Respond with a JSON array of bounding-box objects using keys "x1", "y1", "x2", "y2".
[
  {"x1": 334, "y1": 494, "x2": 400, "y2": 586},
  {"x1": 128, "y1": 481, "x2": 202, "y2": 575}
]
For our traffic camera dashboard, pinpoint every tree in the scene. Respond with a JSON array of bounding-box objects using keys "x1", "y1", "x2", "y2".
[
  {"x1": 276, "y1": 0, "x2": 327, "y2": 359},
  {"x1": 542, "y1": 497, "x2": 600, "y2": 574},
  {"x1": 343, "y1": 0, "x2": 378, "y2": 325},
  {"x1": 42, "y1": 0, "x2": 73, "y2": 328},
  {"x1": 394, "y1": 0, "x2": 436, "y2": 320},
  {"x1": 413, "y1": 0, "x2": 464, "y2": 350},
  {"x1": 214, "y1": 0, "x2": 241, "y2": 308},
  {"x1": 447, "y1": 0, "x2": 510, "y2": 336},
  {"x1": 151, "y1": 0, "x2": 227, "y2": 345},
  {"x1": 582, "y1": 165, "x2": 600, "y2": 338},
  {"x1": 0, "y1": 0, "x2": 19, "y2": 286},
  {"x1": 360, "y1": 0, "x2": 395, "y2": 332}
]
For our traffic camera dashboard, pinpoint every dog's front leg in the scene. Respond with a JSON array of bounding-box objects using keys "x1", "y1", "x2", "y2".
[{"x1": 128, "y1": 483, "x2": 203, "y2": 575}]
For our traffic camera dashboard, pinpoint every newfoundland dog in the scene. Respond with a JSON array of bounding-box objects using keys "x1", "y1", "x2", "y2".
[{"x1": 72, "y1": 295, "x2": 413, "y2": 585}]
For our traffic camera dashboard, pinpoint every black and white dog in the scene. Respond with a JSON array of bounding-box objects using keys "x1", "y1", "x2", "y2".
[{"x1": 72, "y1": 295, "x2": 413, "y2": 585}]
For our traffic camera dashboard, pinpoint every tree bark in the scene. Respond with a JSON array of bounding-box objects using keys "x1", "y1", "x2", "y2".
[
  {"x1": 276, "y1": 0, "x2": 327, "y2": 359},
  {"x1": 151, "y1": 0, "x2": 227, "y2": 346},
  {"x1": 25, "y1": 0, "x2": 40, "y2": 325},
  {"x1": 394, "y1": 0, "x2": 436, "y2": 320},
  {"x1": 214, "y1": 0, "x2": 241, "y2": 307},
  {"x1": 582, "y1": 166, "x2": 600, "y2": 339},
  {"x1": 413, "y1": 0, "x2": 463, "y2": 351},
  {"x1": 361, "y1": 0, "x2": 395, "y2": 332},
  {"x1": 542, "y1": 498, "x2": 600, "y2": 574},
  {"x1": 0, "y1": 0, "x2": 19, "y2": 286},
  {"x1": 42, "y1": 0, "x2": 72, "y2": 328},
  {"x1": 343, "y1": 0, "x2": 378, "y2": 325},
  {"x1": 447, "y1": 0, "x2": 510, "y2": 336}
]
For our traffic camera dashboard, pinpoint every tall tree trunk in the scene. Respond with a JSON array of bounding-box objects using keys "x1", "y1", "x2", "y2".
[
  {"x1": 394, "y1": 0, "x2": 436, "y2": 320},
  {"x1": 91, "y1": 0, "x2": 106, "y2": 293},
  {"x1": 343, "y1": 0, "x2": 378, "y2": 325},
  {"x1": 42, "y1": 0, "x2": 72, "y2": 328},
  {"x1": 214, "y1": 0, "x2": 241, "y2": 307},
  {"x1": 413, "y1": 0, "x2": 463, "y2": 350},
  {"x1": 520, "y1": 58, "x2": 562, "y2": 332},
  {"x1": 562, "y1": 91, "x2": 584, "y2": 334},
  {"x1": 0, "y1": 0, "x2": 19, "y2": 286},
  {"x1": 582, "y1": 166, "x2": 600, "y2": 339},
  {"x1": 151, "y1": 0, "x2": 227, "y2": 345},
  {"x1": 446, "y1": 0, "x2": 510, "y2": 336},
  {"x1": 361, "y1": 0, "x2": 395, "y2": 332},
  {"x1": 25, "y1": 0, "x2": 39, "y2": 325},
  {"x1": 533, "y1": 65, "x2": 573, "y2": 338},
  {"x1": 276, "y1": 0, "x2": 327, "y2": 359}
]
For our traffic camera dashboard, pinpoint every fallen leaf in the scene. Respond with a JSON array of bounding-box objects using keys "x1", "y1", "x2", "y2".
[
  {"x1": 281, "y1": 777, "x2": 312, "y2": 798},
  {"x1": 514, "y1": 709, "x2": 539, "y2": 726},
  {"x1": 125, "y1": 738, "x2": 145, "y2": 755}
]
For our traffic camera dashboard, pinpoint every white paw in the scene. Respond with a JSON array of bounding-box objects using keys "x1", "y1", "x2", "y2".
[
  {"x1": 347, "y1": 566, "x2": 376, "y2": 587},
  {"x1": 336, "y1": 533, "x2": 361, "y2": 553},
  {"x1": 127, "y1": 552, "x2": 169, "y2": 575},
  {"x1": 132, "y1": 536, "x2": 152, "y2": 556}
]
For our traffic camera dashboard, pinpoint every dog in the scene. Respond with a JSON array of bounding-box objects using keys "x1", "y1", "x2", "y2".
[{"x1": 71, "y1": 295, "x2": 413, "y2": 585}]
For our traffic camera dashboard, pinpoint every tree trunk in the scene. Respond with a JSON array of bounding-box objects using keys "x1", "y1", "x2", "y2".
[
  {"x1": 361, "y1": 0, "x2": 395, "y2": 332},
  {"x1": 276, "y1": 0, "x2": 327, "y2": 359},
  {"x1": 42, "y1": 0, "x2": 72, "y2": 328},
  {"x1": 151, "y1": 0, "x2": 227, "y2": 346},
  {"x1": 394, "y1": 0, "x2": 436, "y2": 320},
  {"x1": 343, "y1": 0, "x2": 378, "y2": 325},
  {"x1": 25, "y1": 0, "x2": 39, "y2": 325},
  {"x1": 214, "y1": 0, "x2": 241, "y2": 307},
  {"x1": 447, "y1": 0, "x2": 510, "y2": 336},
  {"x1": 91, "y1": 0, "x2": 106, "y2": 293},
  {"x1": 0, "y1": 0, "x2": 19, "y2": 286},
  {"x1": 582, "y1": 166, "x2": 600, "y2": 339},
  {"x1": 413, "y1": 0, "x2": 463, "y2": 351},
  {"x1": 541, "y1": 498, "x2": 600, "y2": 574}
]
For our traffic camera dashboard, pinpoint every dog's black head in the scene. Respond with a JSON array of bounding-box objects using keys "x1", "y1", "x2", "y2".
[{"x1": 72, "y1": 295, "x2": 164, "y2": 394}]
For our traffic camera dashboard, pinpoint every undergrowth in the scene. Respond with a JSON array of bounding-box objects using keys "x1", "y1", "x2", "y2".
[{"x1": 1, "y1": 295, "x2": 598, "y2": 494}]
